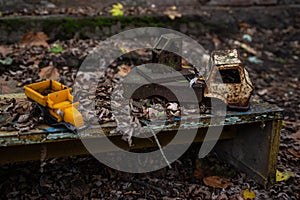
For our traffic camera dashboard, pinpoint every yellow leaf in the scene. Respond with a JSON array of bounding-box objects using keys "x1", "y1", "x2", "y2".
[
  {"x1": 120, "y1": 47, "x2": 128, "y2": 53},
  {"x1": 109, "y1": 3, "x2": 124, "y2": 16},
  {"x1": 243, "y1": 189, "x2": 256, "y2": 200},
  {"x1": 182, "y1": 65, "x2": 193, "y2": 69},
  {"x1": 276, "y1": 170, "x2": 293, "y2": 182},
  {"x1": 281, "y1": 121, "x2": 286, "y2": 127},
  {"x1": 113, "y1": 3, "x2": 123, "y2": 9}
]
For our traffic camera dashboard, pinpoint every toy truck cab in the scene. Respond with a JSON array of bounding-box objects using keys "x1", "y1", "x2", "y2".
[{"x1": 204, "y1": 49, "x2": 254, "y2": 110}]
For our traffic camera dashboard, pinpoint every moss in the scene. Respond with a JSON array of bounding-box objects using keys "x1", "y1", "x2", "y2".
[
  {"x1": 0, "y1": 17, "x2": 25, "y2": 26},
  {"x1": 0, "y1": 15, "x2": 224, "y2": 44}
]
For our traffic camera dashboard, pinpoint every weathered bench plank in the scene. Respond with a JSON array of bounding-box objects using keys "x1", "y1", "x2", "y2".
[{"x1": 0, "y1": 94, "x2": 283, "y2": 187}]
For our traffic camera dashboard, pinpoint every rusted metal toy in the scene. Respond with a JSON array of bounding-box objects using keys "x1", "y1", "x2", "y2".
[
  {"x1": 24, "y1": 80, "x2": 84, "y2": 131},
  {"x1": 125, "y1": 34, "x2": 254, "y2": 110},
  {"x1": 205, "y1": 49, "x2": 254, "y2": 110}
]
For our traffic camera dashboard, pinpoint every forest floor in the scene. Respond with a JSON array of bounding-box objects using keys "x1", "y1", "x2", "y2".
[{"x1": 0, "y1": 2, "x2": 299, "y2": 200}]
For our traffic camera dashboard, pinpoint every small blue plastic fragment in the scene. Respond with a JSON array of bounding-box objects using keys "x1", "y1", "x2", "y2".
[
  {"x1": 242, "y1": 34, "x2": 253, "y2": 42},
  {"x1": 248, "y1": 56, "x2": 263, "y2": 64},
  {"x1": 45, "y1": 127, "x2": 68, "y2": 132}
]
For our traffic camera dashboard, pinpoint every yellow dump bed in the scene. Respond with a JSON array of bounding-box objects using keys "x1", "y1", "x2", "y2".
[{"x1": 24, "y1": 80, "x2": 70, "y2": 107}]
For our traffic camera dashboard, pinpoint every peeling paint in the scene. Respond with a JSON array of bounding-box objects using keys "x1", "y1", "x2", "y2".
[{"x1": 46, "y1": 133, "x2": 77, "y2": 140}]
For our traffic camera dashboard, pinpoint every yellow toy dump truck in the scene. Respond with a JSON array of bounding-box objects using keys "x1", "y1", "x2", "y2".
[{"x1": 24, "y1": 80, "x2": 84, "y2": 131}]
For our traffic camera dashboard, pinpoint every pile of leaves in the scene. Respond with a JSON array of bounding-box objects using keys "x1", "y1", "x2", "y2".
[{"x1": 0, "y1": 98, "x2": 39, "y2": 132}]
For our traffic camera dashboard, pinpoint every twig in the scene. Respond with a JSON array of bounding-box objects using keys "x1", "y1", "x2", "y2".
[
  {"x1": 121, "y1": 178, "x2": 166, "y2": 196},
  {"x1": 148, "y1": 127, "x2": 171, "y2": 169},
  {"x1": 40, "y1": 145, "x2": 47, "y2": 173}
]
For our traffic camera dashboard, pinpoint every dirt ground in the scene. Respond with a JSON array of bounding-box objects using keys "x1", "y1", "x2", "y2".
[{"x1": 0, "y1": 2, "x2": 299, "y2": 200}]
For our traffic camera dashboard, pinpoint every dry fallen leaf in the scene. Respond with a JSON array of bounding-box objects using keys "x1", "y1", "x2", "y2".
[
  {"x1": 287, "y1": 148, "x2": 300, "y2": 158},
  {"x1": 39, "y1": 66, "x2": 60, "y2": 79},
  {"x1": 166, "y1": 102, "x2": 181, "y2": 118},
  {"x1": 118, "y1": 64, "x2": 131, "y2": 76},
  {"x1": 291, "y1": 130, "x2": 300, "y2": 140},
  {"x1": 163, "y1": 10, "x2": 182, "y2": 20},
  {"x1": 239, "y1": 22, "x2": 250, "y2": 30},
  {"x1": 20, "y1": 31, "x2": 49, "y2": 47},
  {"x1": 203, "y1": 176, "x2": 233, "y2": 189},
  {"x1": 163, "y1": 6, "x2": 182, "y2": 20},
  {"x1": 0, "y1": 45, "x2": 12, "y2": 56},
  {"x1": 0, "y1": 79, "x2": 23, "y2": 94},
  {"x1": 218, "y1": 193, "x2": 228, "y2": 200}
]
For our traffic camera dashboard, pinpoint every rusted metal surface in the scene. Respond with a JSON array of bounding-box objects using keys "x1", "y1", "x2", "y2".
[
  {"x1": 212, "y1": 49, "x2": 241, "y2": 65},
  {"x1": 205, "y1": 49, "x2": 254, "y2": 109}
]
